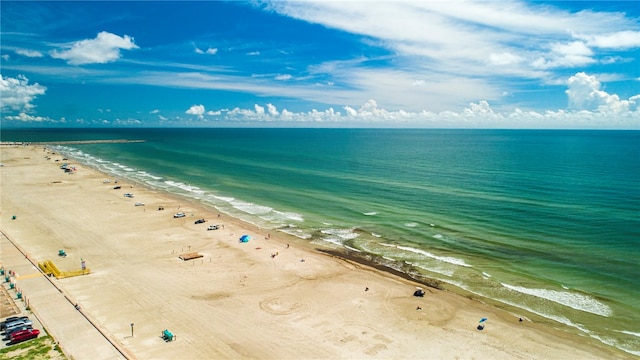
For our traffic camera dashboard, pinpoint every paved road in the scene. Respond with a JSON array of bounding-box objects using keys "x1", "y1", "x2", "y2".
[{"x1": 1, "y1": 231, "x2": 130, "y2": 360}]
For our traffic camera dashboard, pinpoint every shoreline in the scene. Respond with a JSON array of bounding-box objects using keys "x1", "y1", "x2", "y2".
[{"x1": 0, "y1": 144, "x2": 632, "y2": 359}]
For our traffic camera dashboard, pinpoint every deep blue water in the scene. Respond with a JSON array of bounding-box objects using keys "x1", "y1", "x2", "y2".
[{"x1": 3, "y1": 128, "x2": 639, "y2": 355}]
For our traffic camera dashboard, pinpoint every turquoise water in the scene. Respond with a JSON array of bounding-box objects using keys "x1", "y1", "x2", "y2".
[{"x1": 3, "y1": 128, "x2": 639, "y2": 355}]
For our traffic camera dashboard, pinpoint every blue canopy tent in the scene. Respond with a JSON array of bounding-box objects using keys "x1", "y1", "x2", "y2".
[{"x1": 239, "y1": 235, "x2": 251, "y2": 243}]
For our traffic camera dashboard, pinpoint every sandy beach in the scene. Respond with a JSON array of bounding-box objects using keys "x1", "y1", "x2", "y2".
[{"x1": 0, "y1": 144, "x2": 630, "y2": 360}]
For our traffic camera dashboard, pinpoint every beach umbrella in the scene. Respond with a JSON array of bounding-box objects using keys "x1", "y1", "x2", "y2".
[
  {"x1": 239, "y1": 235, "x2": 251, "y2": 243},
  {"x1": 479, "y1": 317, "x2": 488, "y2": 323}
]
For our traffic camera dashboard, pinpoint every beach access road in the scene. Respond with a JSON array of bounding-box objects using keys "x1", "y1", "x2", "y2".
[{"x1": 0, "y1": 231, "x2": 129, "y2": 360}]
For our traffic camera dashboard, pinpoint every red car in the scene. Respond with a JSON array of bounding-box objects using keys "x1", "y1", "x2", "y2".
[{"x1": 10, "y1": 328, "x2": 39, "y2": 344}]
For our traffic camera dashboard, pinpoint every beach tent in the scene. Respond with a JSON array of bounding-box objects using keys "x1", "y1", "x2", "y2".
[
  {"x1": 477, "y1": 317, "x2": 487, "y2": 331},
  {"x1": 239, "y1": 235, "x2": 251, "y2": 243}
]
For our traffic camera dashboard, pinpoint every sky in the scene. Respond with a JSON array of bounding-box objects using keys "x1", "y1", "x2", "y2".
[{"x1": 1, "y1": 1, "x2": 639, "y2": 129}]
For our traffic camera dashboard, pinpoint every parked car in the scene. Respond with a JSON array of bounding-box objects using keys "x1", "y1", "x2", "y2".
[
  {"x1": 173, "y1": 212, "x2": 186, "y2": 218},
  {"x1": 0, "y1": 316, "x2": 28, "y2": 331},
  {"x1": 194, "y1": 218, "x2": 206, "y2": 224},
  {"x1": 134, "y1": 202, "x2": 145, "y2": 206},
  {"x1": 4, "y1": 320, "x2": 33, "y2": 334},
  {"x1": 207, "y1": 225, "x2": 220, "y2": 231},
  {"x1": 124, "y1": 193, "x2": 134, "y2": 198},
  {"x1": 10, "y1": 328, "x2": 39, "y2": 344},
  {"x1": 113, "y1": 186, "x2": 122, "y2": 190},
  {"x1": 3, "y1": 325, "x2": 32, "y2": 340}
]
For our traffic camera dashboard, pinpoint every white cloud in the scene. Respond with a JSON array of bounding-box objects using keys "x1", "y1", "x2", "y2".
[
  {"x1": 197, "y1": 72, "x2": 638, "y2": 128},
  {"x1": 259, "y1": 0, "x2": 639, "y2": 95},
  {"x1": 50, "y1": 31, "x2": 138, "y2": 65},
  {"x1": 3, "y1": 112, "x2": 52, "y2": 122},
  {"x1": 195, "y1": 47, "x2": 218, "y2": 55},
  {"x1": 0, "y1": 74, "x2": 47, "y2": 112},
  {"x1": 532, "y1": 41, "x2": 596, "y2": 69},
  {"x1": 247, "y1": 51, "x2": 260, "y2": 56},
  {"x1": 275, "y1": 74, "x2": 292, "y2": 80},
  {"x1": 15, "y1": 49, "x2": 44, "y2": 58},
  {"x1": 565, "y1": 72, "x2": 637, "y2": 113},
  {"x1": 577, "y1": 30, "x2": 640, "y2": 49},
  {"x1": 185, "y1": 104, "x2": 206, "y2": 119},
  {"x1": 488, "y1": 52, "x2": 524, "y2": 66},
  {"x1": 266, "y1": 103, "x2": 279, "y2": 116}
]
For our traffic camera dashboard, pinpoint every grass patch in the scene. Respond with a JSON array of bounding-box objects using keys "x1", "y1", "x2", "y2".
[{"x1": 0, "y1": 336, "x2": 66, "y2": 360}]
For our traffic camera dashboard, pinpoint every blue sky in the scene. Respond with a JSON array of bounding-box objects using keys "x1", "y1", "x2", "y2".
[{"x1": 1, "y1": 1, "x2": 639, "y2": 128}]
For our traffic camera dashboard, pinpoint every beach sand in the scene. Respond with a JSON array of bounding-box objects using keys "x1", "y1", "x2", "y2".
[{"x1": 0, "y1": 144, "x2": 630, "y2": 359}]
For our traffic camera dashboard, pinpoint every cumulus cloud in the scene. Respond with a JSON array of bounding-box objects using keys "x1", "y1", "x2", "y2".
[
  {"x1": 566, "y1": 72, "x2": 637, "y2": 113},
  {"x1": 50, "y1": 31, "x2": 138, "y2": 65},
  {"x1": 3, "y1": 112, "x2": 52, "y2": 122},
  {"x1": 15, "y1": 49, "x2": 44, "y2": 58},
  {"x1": 185, "y1": 104, "x2": 206, "y2": 119},
  {"x1": 266, "y1": 103, "x2": 279, "y2": 116},
  {"x1": 0, "y1": 74, "x2": 47, "y2": 112},
  {"x1": 194, "y1": 72, "x2": 638, "y2": 128}
]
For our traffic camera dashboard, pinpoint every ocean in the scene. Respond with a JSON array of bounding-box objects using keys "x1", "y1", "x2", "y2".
[{"x1": 3, "y1": 128, "x2": 639, "y2": 355}]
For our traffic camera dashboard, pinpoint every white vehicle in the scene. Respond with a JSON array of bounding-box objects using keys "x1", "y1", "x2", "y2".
[
  {"x1": 207, "y1": 225, "x2": 220, "y2": 231},
  {"x1": 173, "y1": 212, "x2": 186, "y2": 218}
]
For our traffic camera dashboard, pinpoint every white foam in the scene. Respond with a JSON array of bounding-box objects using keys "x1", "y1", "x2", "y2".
[
  {"x1": 482, "y1": 272, "x2": 492, "y2": 278},
  {"x1": 278, "y1": 227, "x2": 312, "y2": 239},
  {"x1": 210, "y1": 196, "x2": 233, "y2": 204},
  {"x1": 321, "y1": 228, "x2": 359, "y2": 240},
  {"x1": 411, "y1": 262, "x2": 454, "y2": 277},
  {"x1": 320, "y1": 237, "x2": 346, "y2": 247},
  {"x1": 396, "y1": 245, "x2": 471, "y2": 267},
  {"x1": 501, "y1": 283, "x2": 612, "y2": 317},
  {"x1": 404, "y1": 222, "x2": 418, "y2": 227},
  {"x1": 344, "y1": 245, "x2": 361, "y2": 252},
  {"x1": 231, "y1": 200, "x2": 273, "y2": 215},
  {"x1": 371, "y1": 233, "x2": 382, "y2": 238},
  {"x1": 433, "y1": 234, "x2": 443, "y2": 239},
  {"x1": 164, "y1": 180, "x2": 204, "y2": 194},
  {"x1": 273, "y1": 210, "x2": 303, "y2": 222},
  {"x1": 363, "y1": 212, "x2": 377, "y2": 216},
  {"x1": 619, "y1": 330, "x2": 640, "y2": 338},
  {"x1": 137, "y1": 171, "x2": 162, "y2": 180}
]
